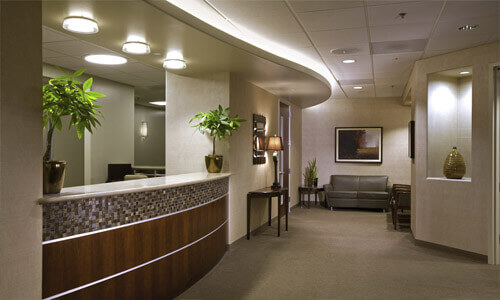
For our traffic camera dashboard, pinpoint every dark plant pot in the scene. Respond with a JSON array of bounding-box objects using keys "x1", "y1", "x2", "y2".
[
  {"x1": 305, "y1": 178, "x2": 313, "y2": 187},
  {"x1": 43, "y1": 161, "x2": 66, "y2": 194},
  {"x1": 205, "y1": 155, "x2": 223, "y2": 173},
  {"x1": 313, "y1": 178, "x2": 318, "y2": 187}
]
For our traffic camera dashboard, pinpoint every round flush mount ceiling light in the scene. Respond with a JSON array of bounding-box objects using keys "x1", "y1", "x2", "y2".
[
  {"x1": 353, "y1": 86, "x2": 363, "y2": 90},
  {"x1": 163, "y1": 59, "x2": 186, "y2": 70},
  {"x1": 84, "y1": 54, "x2": 127, "y2": 65},
  {"x1": 62, "y1": 16, "x2": 99, "y2": 34},
  {"x1": 459, "y1": 71, "x2": 471, "y2": 75},
  {"x1": 458, "y1": 24, "x2": 478, "y2": 31},
  {"x1": 122, "y1": 41, "x2": 151, "y2": 55},
  {"x1": 342, "y1": 59, "x2": 356, "y2": 64}
]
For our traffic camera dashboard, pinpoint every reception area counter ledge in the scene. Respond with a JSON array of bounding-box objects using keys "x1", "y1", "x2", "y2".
[{"x1": 40, "y1": 172, "x2": 230, "y2": 300}]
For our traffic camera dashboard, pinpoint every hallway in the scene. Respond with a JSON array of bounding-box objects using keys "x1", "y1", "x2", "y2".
[{"x1": 179, "y1": 206, "x2": 500, "y2": 299}]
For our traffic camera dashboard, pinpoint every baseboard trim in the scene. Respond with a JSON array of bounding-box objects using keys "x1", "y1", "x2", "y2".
[
  {"x1": 412, "y1": 237, "x2": 488, "y2": 263},
  {"x1": 228, "y1": 203, "x2": 299, "y2": 249}
]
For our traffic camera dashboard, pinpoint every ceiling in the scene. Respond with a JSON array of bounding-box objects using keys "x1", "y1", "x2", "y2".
[
  {"x1": 202, "y1": 0, "x2": 500, "y2": 99},
  {"x1": 41, "y1": 0, "x2": 332, "y2": 108}
]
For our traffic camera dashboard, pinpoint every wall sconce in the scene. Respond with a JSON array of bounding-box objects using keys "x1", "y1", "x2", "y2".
[{"x1": 140, "y1": 121, "x2": 148, "y2": 140}]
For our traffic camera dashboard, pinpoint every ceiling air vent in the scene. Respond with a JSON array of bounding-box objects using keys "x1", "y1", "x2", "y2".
[
  {"x1": 330, "y1": 47, "x2": 359, "y2": 55},
  {"x1": 371, "y1": 39, "x2": 427, "y2": 54}
]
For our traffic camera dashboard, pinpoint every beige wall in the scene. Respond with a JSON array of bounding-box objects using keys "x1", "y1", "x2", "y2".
[
  {"x1": 409, "y1": 42, "x2": 500, "y2": 256},
  {"x1": 0, "y1": 1, "x2": 42, "y2": 298},
  {"x1": 302, "y1": 97, "x2": 411, "y2": 187},
  {"x1": 427, "y1": 74, "x2": 472, "y2": 178},
  {"x1": 134, "y1": 104, "x2": 165, "y2": 166},
  {"x1": 165, "y1": 72, "x2": 302, "y2": 243},
  {"x1": 165, "y1": 72, "x2": 230, "y2": 175}
]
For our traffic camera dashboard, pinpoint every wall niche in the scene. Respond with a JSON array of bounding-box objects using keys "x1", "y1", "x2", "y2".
[{"x1": 427, "y1": 67, "x2": 472, "y2": 180}]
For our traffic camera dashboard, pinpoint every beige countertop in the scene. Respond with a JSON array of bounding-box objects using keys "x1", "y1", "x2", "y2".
[{"x1": 39, "y1": 172, "x2": 231, "y2": 204}]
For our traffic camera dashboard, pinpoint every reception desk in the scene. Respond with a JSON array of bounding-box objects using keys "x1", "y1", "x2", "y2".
[{"x1": 39, "y1": 172, "x2": 230, "y2": 300}]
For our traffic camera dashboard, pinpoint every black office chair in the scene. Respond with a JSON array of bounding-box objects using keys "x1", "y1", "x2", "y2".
[{"x1": 107, "y1": 164, "x2": 133, "y2": 182}]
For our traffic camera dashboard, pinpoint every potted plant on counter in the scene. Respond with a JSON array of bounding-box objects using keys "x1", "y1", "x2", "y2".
[
  {"x1": 189, "y1": 105, "x2": 245, "y2": 173},
  {"x1": 42, "y1": 68, "x2": 106, "y2": 194},
  {"x1": 304, "y1": 158, "x2": 318, "y2": 187}
]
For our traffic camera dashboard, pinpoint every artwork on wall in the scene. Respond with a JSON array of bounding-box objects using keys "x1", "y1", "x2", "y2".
[
  {"x1": 335, "y1": 127, "x2": 383, "y2": 163},
  {"x1": 408, "y1": 121, "x2": 415, "y2": 159},
  {"x1": 253, "y1": 114, "x2": 266, "y2": 164}
]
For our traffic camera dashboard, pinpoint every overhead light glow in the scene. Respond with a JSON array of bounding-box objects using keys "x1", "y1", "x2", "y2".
[
  {"x1": 342, "y1": 59, "x2": 356, "y2": 64},
  {"x1": 353, "y1": 86, "x2": 363, "y2": 90},
  {"x1": 149, "y1": 101, "x2": 166, "y2": 106},
  {"x1": 459, "y1": 71, "x2": 470, "y2": 75},
  {"x1": 62, "y1": 16, "x2": 99, "y2": 34},
  {"x1": 163, "y1": 59, "x2": 186, "y2": 70},
  {"x1": 122, "y1": 41, "x2": 151, "y2": 55},
  {"x1": 84, "y1": 54, "x2": 127, "y2": 65},
  {"x1": 458, "y1": 24, "x2": 478, "y2": 31}
]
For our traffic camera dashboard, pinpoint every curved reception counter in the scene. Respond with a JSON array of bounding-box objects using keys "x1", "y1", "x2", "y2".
[{"x1": 39, "y1": 172, "x2": 230, "y2": 300}]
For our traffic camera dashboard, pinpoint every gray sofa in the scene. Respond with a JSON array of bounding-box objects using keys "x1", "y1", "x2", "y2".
[{"x1": 323, "y1": 175, "x2": 390, "y2": 211}]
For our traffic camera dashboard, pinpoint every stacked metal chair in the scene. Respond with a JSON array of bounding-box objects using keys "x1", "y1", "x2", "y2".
[{"x1": 391, "y1": 184, "x2": 411, "y2": 230}]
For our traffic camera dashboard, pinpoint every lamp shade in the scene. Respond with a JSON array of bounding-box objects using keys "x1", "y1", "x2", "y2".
[{"x1": 266, "y1": 136, "x2": 283, "y2": 151}]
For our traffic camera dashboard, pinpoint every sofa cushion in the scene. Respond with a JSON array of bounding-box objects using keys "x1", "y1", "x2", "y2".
[
  {"x1": 358, "y1": 191, "x2": 389, "y2": 200},
  {"x1": 327, "y1": 190, "x2": 358, "y2": 199},
  {"x1": 358, "y1": 176, "x2": 388, "y2": 191},
  {"x1": 331, "y1": 175, "x2": 359, "y2": 191}
]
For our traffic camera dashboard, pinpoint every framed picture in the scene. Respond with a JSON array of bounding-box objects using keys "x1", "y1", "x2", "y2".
[
  {"x1": 335, "y1": 127, "x2": 383, "y2": 163},
  {"x1": 408, "y1": 121, "x2": 415, "y2": 159}
]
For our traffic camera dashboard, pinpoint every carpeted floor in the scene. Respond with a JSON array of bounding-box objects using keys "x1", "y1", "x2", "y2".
[{"x1": 178, "y1": 205, "x2": 500, "y2": 300}]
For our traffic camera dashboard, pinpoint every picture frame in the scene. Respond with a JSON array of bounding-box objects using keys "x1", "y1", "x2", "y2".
[
  {"x1": 335, "y1": 127, "x2": 383, "y2": 163},
  {"x1": 408, "y1": 121, "x2": 415, "y2": 159}
]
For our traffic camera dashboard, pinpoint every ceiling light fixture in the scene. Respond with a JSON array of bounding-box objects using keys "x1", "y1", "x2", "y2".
[
  {"x1": 122, "y1": 41, "x2": 151, "y2": 55},
  {"x1": 84, "y1": 54, "x2": 127, "y2": 65},
  {"x1": 163, "y1": 59, "x2": 186, "y2": 70},
  {"x1": 62, "y1": 16, "x2": 99, "y2": 34},
  {"x1": 458, "y1": 24, "x2": 478, "y2": 31},
  {"x1": 459, "y1": 71, "x2": 471, "y2": 75},
  {"x1": 353, "y1": 86, "x2": 363, "y2": 90},
  {"x1": 149, "y1": 101, "x2": 166, "y2": 106},
  {"x1": 342, "y1": 59, "x2": 356, "y2": 64}
]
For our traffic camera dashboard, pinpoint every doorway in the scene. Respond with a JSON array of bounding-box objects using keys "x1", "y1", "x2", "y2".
[
  {"x1": 279, "y1": 102, "x2": 291, "y2": 205},
  {"x1": 494, "y1": 66, "x2": 500, "y2": 265}
]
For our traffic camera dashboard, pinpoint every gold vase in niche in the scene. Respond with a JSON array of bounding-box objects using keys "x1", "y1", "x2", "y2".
[
  {"x1": 205, "y1": 155, "x2": 223, "y2": 173},
  {"x1": 443, "y1": 147, "x2": 466, "y2": 179}
]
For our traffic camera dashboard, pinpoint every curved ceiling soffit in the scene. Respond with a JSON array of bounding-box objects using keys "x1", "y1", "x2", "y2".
[{"x1": 146, "y1": 0, "x2": 339, "y2": 105}]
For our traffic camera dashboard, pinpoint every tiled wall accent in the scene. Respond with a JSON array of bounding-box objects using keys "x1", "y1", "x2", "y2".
[{"x1": 43, "y1": 177, "x2": 228, "y2": 241}]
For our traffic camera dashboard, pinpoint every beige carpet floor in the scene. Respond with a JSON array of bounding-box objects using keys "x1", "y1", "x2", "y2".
[{"x1": 178, "y1": 206, "x2": 500, "y2": 300}]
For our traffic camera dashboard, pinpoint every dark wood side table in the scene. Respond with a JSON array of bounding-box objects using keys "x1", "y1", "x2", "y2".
[
  {"x1": 247, "y1": 187, "x2": 289, "y2": 240},
  {"x1": 298, "y1": 186, "x2": 324, "y2": 209}
]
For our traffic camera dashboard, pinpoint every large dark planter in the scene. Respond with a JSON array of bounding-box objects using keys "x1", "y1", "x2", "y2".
[
  {"x1": 205, "y1": 155, "x2": 223, "y2": 173},
  {"x1": 43, "y1": 161, "x2": 66, "y2": 194},
  {"x1": 305, "y1": 178, "x2": 318, "y2": 187}
]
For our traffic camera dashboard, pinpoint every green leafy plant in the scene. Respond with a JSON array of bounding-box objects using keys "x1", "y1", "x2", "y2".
[
  {"x1": 189, "y1": 105, "x2": 245, "y2": 156},
  {"x1": 304, "y1": 158, "x2": 318, "y2": 180},
  {"x1": 42, "y1": 68, "x2": 106, "y2": 161}
]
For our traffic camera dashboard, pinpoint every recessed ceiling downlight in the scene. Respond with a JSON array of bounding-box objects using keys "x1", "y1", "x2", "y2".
[
  {"x1": 459, "y1": 71, "x2": 471, "y2": 75},
  {"x1": 342, "y1": 59, "x2": 356, "y2": 64},
  {"x1": 150, "y1": 101, "x2": 166, "y2": 106},
  {"x1": 84, "y1": 54, "x2": 127, "y2": 65},
  {"x1": 163, "y1": 59, "x2": 186, "y2": 70},
  {"x1": 122, "y1": 41, "x2": 151, "y2": 55},
  {"x1": 62, "y1": 16, "x2": 99, "y2": 34},
  {"x1": 458, "y1": 24, "x2": 478, "y2": 31},
  {"x1": 353, "y1": 86, "x2": 363, "y2": 90}
]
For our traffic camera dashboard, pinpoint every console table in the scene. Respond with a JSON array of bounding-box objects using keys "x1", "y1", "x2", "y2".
[
  {"x1": 298, "y1": 186, "x2": 324, "y2": 208},
  {"x1": 247, "y1": 187, "x2": 288, "y2": 240}
]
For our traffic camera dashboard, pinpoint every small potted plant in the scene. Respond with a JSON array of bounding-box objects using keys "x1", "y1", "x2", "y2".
[
  {"x1": 189, "y1": 105, "x2": 245, "y2": 173},
  {"x1": 304, "y1": 158, "x2": 318, "y2": 187},
  {"x1": 42, "y1": 68, "x2": 106, "y2": 193}
]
